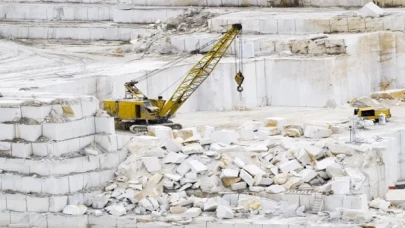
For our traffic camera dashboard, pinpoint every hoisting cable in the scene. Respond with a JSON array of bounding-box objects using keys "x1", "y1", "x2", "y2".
[
  {"x1": 154, "y1": 34, "x2": 223, "y2": 97},
  {"x1": 132, "y1": 34, "x2": 223, "y2": 86},
  {"x1": 234, "y1": 30, "x2": 245, "y2": 94}
]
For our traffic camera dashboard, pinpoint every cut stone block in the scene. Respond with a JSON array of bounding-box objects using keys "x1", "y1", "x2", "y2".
[
  {"x1": 280, "y1": 160, "x2": 303, "y2": 173},
  {"x1": 283, "y1": 125, "x2": 304, "y2": 137},
  {"x1": 27, "y1": 196, "x2": 49, "y2": 212},
  {"x1": 246, "y1": 145, "x2": 268, "y2": 152},
  {"x1": 220, "y1": 168, "x2": 240, "y2": 178},
  {"x1": 177, "y1": 161, "x2": 191, "y2": 176},
  {"x1": 21, "y1": 105, "x2": 51, "y2": 122},
  {"x1": 165, "y1": 173, "x2": 182, "y2": 181},
  {"x1": 0, "y1": 107, "x2": 21, "y2": 122},
  {"x1": 369, "y1": 198, "x2": 391, "y2": 212},
  {"x1": 145, "y1": 147, "x2": 166, "y2": 158},
  {"x1": 212, "y1": 130, "x2": 239, "y2": 145},
  {"x1": 266, "y1": 184, "x2": 286, "y2": 193},
  {"x1": 6, "y1": 194, "x2": 26, "y2": 212},
  {"x1": 49, "y1": 196, "x2": 68, "y2": 212},
  {"x1": 188, "y1": 160, "x2": 207, "y2": 173},
  {"x1": 304, "y1": 144, "x2": 325, "y2": 159},
  {"x1": 244, "y1": 164, "x2": 266, "y2": 176},
  {"x1": 359, "y1": 2, "x2": 384, "y2": 18},
  {"x1": 273, "y1": 173, "x2": 290, "y2": 185},
  {"x1": 0, "y1": 123, "x2": 15, "y2": 140},
  {"x1": 231, "y1": 182, "x2": 247, "y2": 191},
  {"x1": 148, "y1": 126, "x2": 174, "y2": 140},
  {"x1": 299, "y1": 169, "x2": 318, "y2": 182},
  {"x1": 81, "y1": 117, "x2": 96, "y2": 136},
  {"x1": 95, "y1": 117, "x2": 115, "y2": 134},
  {"x1": 0, "y1": 142, "x2": 11, "y2": 152},
  {"x1": 16, "y1": 124, "x2": 42, "y2": 141},
  {"x1": 342, "y1": 209, "x2": 372, "y2": 222},
  {"x1": 200, "y1": 138, "x2": 214, "y2": 145},
  {"x1": 258, "y1": 127, "x2": 280, "y2": 137},
  {"x1": 304, "y1": 126, "x2": 332, "y2": 139},
  {"x1": 233, "y1": 157, "x2": 246, "y2": 168},
  {"x1": 263, "y1": 117, "x2": 286, "y2": 130},
  {"x1": 175, "y1": 127, "x2": 199, "y2": 140},
  {"x1": 203, "y1": 196, "x2": 229, "y2": 211},
  {"x1": 182, "y1": 143, "x2": 204, "y2": 155},
  {"x1": 239, "y1": 129, "x2": 256, "y2": 141},
  {"x1": 328, "y1": 144, "x2": 351, "y2": 155},
  {"x1": 240, "y1": 121, "x2": 262, "y2": 131},
  {"x1": 106, "y1": 204, "x2": 126, "y2": 216},
  {"x1": 239, "y1": 169, "x2": 254, "y2": 186},
  {"x1": 331, "y1": 176, "x2": 351, "y2": 194},
  {"x1": 291, "y1": 147, "x2": 311, "y2": 165},
  {"x1": 142, "y1": 157, "x2": 161, "y2": 173},
  {"x1": 222, "y1": 177, "x2": 241, "y2": 187},
  {"x1": 164, "y1": 139, "x2": 182, "y2": 152},
  {"x1": 201, "y1": 126, "x2": 215, "y2": 139},
  {"x1": 163, "y1": 151, "x2": 187, "y2": 164},
  {"x1": 92, "y1": 193, "x2": 110, "y2": 209},
  {"x1": 238, "y1": 194, "x2": 261, "y2": 210},
  {"x1": 43, "y1": 121, "x2": 82, "y2": 141},
  {"x1": 95, "y1": 134, "x2": 118, "y2": 152},
  {"x1": 283, "y1": 176, "x2": 302, "y2": 190},
  {"x1": 11, "y1": 142, "x2": 32, "y2": 158},
  {"x1": 216, "y1": 205, "x2": 234, "y2": 219},
  {"x1": 183, "y1": 207, "x2": 201, "y2": 218},
  {"x1": 316, "y1": 157, "x2": 336, "y2": 170},
  {"x1": 81, "y1": 98, "x2": 99, "y2": 116}
]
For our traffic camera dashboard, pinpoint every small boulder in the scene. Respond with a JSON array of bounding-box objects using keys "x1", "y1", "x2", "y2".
[
  {"x1": 63, "y1": 205, "x2": 87, "y2": 216},
  {"x1": 183, "y1": 208, "x2": 201, "y2": 218},
  {"x1": 216, "y1": 205, "x2": 234, "y2": 219},
  {"x1": 142, "y1": 157, "x2": 161, "y2": 173},
  {"x1": 304, "y1": 126, "x2": 332, "y2": 139},
  {"x1": 106, "y1": 204, "x2": 126, "y2": 216},
  {"x1": 266, "y1": 185, "x2": 286, "y2": 194}
]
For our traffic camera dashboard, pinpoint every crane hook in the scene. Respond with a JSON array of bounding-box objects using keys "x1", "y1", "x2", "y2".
[{"x1": 234, "y1": 71, "x2": 245, "y2": 93}]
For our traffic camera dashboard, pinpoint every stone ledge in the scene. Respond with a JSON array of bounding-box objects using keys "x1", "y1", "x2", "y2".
[
  {"x1": 0, "y1": 169, "x2": 115, "y2": 195},
  {"x1": 0, "y1": 22, "x2": 153, "y2": 41},
  {"x1": 0, "y1": 133, "x2": 129, "y2": 158},
  {"x1": 209, "y1": 11, "x2": 405, "y2": 34},
  {"x1": 0, "y1": 190, "x2": 102, "y2": 212},
  {"x1": 171, "y1": 33, "x2": 347, "y2": 56},
  {"x1": 0, "y1": 150, "x2": 127, "y2": 176}
]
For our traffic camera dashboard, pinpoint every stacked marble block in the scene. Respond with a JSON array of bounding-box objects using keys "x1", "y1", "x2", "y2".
[{"x1": 0, "y1": 95, "x2": 128, "y2": 213}]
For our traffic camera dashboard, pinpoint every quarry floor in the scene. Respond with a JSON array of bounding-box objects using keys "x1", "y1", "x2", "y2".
[{"x1": 140, "y1": 105, "x2": 405, "y2": 138}]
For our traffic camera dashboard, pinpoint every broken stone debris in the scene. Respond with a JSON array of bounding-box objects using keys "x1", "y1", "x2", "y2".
[{"x1": 10, "y1": 115, "x2": 374, "y2": 223}]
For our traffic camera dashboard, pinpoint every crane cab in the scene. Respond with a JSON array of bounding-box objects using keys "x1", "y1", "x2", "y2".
[{"x1": 103, "y1": 99, "x2": 159, "y2": 122}]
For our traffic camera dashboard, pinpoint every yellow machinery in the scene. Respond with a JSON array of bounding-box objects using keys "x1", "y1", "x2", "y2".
[
  {"x1": 104, "y1": 24, "x2": 243, "y2": 133},
  {"x1": 354, "y1": 107, "x2": 391, "y2": 122}
]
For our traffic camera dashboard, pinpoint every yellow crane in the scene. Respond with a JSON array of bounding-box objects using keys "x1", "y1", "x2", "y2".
[{"x1": 103, "y1": 24, "x2": 243, "y2": 133}]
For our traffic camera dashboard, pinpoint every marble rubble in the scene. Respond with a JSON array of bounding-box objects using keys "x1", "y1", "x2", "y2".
[{"x1": 41, "y1": 116, "x2": 387, "y2": 226}]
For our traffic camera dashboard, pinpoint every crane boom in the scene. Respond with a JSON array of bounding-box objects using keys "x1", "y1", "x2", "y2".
[
  {"x1": 159, "y1": 24, "x2": 242, "y2": 118},
  {"x1": 103, "y1": 23, "x2": 243, "y2": 134}
]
